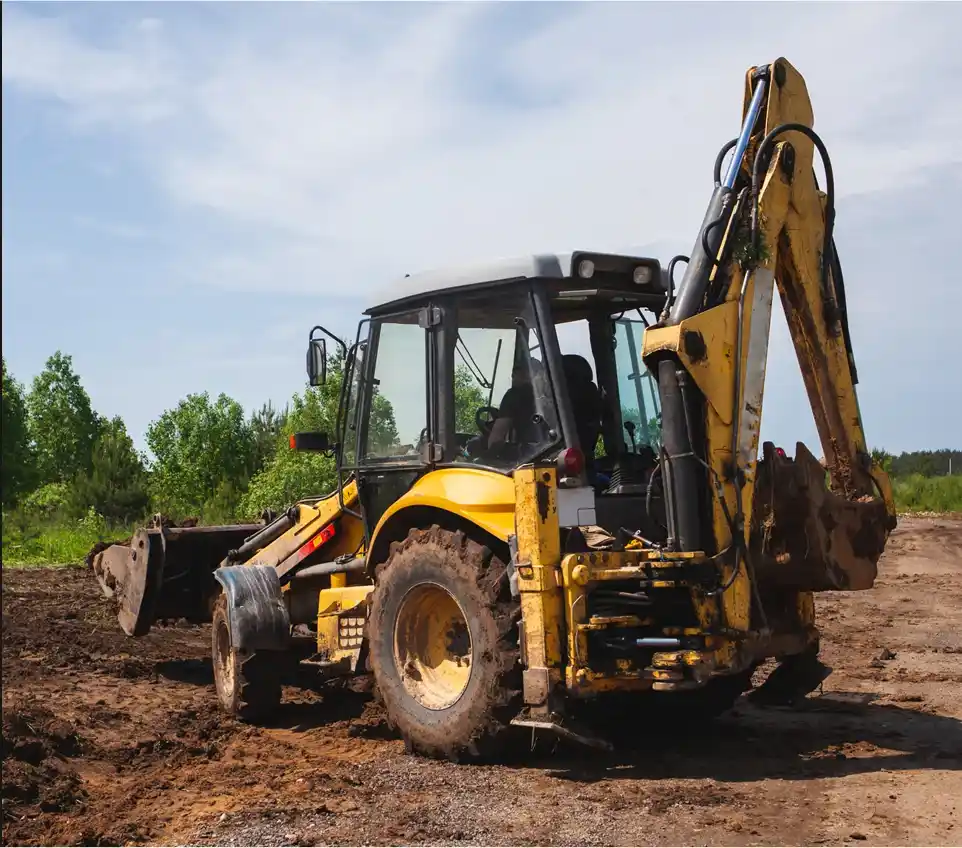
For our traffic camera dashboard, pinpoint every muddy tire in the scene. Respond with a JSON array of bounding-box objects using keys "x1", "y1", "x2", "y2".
[
  {"x1": 367, "y1": 525, "x2": 521, "y2": 761},
  {"x1": 211, "y1": 593, "x2": 282, "y2": 722}
]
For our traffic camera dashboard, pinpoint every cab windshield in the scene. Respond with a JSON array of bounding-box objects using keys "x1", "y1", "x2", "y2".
[{"x1": 448, "y1": 288, "x2": 561, "y2": 469}]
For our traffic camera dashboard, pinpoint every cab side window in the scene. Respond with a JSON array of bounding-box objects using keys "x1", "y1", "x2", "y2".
[{"x1": 361, "y1": 315, "x2": 429, "y2": 462}]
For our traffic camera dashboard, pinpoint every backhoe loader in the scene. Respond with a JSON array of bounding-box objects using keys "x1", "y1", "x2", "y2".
[{"x1": 89, "y1": 57, "x2": 896, "y2": 758}]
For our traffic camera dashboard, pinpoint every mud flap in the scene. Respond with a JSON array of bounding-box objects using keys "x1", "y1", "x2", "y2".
[
  {"x1": 213, "y1": 565, "x2": 291, "y2": 653},
  {"x1": 749, "y1": 442, "x2": 891, "y2": 591}
]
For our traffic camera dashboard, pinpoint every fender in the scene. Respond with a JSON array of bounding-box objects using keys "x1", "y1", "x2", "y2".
[
  {"x1": 213, "y1": 564, "x2": 291, "y2": 652},
  {"x1": 370, "y1": 467, "x2": 516, "y2": 545}
]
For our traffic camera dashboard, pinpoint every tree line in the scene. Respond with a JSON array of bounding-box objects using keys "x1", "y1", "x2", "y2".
[
  {"x1": 888, "y1": 450, "x2": 959, "y2": 477},
  {"x1": 1, "y1": 351, "x2": 370, "y2": 527},
  {"x1": 2, "y1": 351, "x2": 956, "y2": 532},
  {"x1": 1, "y1": 351, "x2": 493, "y2": 530}
]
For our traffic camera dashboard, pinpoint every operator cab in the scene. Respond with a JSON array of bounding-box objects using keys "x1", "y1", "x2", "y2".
[{"x1": 316, "y1": 251, "x2": 670, "y2": 541}]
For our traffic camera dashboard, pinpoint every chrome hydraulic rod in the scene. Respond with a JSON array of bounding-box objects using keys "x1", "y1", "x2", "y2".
[{"x1": 658, "y1": 67, "x2": 770, "y2": 553}]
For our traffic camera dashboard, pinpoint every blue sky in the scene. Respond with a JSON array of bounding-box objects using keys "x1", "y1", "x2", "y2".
[{"x1": 3, "y1": 1, "x2": 960, "y2": 456}]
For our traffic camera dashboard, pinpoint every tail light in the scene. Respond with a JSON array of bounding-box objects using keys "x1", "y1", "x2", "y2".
[{"x1": 562, "y1": 448, "x2": 585, "y2": 477}]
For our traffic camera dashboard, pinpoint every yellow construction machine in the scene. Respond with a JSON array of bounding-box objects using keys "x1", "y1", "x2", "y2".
[{"x1": 90, "y1": 58, "x2": 896, "y2": 758}]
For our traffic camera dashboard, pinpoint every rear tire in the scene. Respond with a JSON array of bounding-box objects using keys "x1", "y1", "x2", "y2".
[
  {"x1": 211, "y1": 593, "x2": 282, "y2": 722},
  {"x1": 367, "y1": 525, "x2": 521, "y2": 761}
]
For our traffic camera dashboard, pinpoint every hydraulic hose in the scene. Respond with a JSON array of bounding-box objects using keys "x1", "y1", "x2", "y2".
[
  {"x1": 751, "y1": 122, "x2": 836, "y2": 319},
  {"x1": 660, "y1": 255, "x2": 689, "y2": 322},
  {"x1": 714, "y1": 138, "x2": 738, "y2": 187},
  {"x1": 750, "y1": 121, "x2": 858, "y2": 391},
  {"x1": 645, "y1": 463, "x2": 666, "y2": 532}
]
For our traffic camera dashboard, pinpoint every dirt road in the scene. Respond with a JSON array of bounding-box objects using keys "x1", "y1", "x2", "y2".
[{"x1": 3, "y1": 515, "x2": 960, "y2": 847}]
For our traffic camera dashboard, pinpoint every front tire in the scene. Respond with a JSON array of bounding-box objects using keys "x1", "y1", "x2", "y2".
[
  {"x1": 367, "y1": 526, "x2": 521, "y2": 761},
  {"x1": 211, "y1": 593, "x2": 282, "y2": 722}
]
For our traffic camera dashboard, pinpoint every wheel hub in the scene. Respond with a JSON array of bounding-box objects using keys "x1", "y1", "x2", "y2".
[{"x1": 393, "y1": 583, "x2": 472, "y2": 710}]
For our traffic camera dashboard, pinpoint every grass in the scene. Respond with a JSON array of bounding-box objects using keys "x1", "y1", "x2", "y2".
[
  {"x1": 891, "y1": 473, "x2": 962, "y2": 514},
  {"x1": 2, "y1": 473, "x2": 961, "y2": 567},
  {"x1": 1, "y1": 512, "x2": 134, "y2": 567}
]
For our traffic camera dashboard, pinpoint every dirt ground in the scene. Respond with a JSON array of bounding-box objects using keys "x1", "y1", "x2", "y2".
[{"x1": 2, "y1": 515, "x2": 960, "y2": 847}]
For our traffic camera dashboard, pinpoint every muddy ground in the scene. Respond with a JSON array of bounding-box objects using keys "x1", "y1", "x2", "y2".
[{"x1": 2, "y1": 514, "x2": 960, "y2": 847}]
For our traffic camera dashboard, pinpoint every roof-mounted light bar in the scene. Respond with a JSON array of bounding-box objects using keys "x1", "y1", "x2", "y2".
[{"x1": 571, "y1": 252, "x2": 664, "y2": 291}]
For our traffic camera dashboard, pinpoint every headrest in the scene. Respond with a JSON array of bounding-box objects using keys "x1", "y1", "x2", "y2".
[{"x1": 562, "y1": 354, "x2": 594, "y2": 384}]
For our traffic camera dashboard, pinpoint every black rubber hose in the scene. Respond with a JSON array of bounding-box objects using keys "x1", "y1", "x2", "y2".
[
  {"x1": 814, "y1": 165, "x2": 857, "y2": 386},
  {"x1": 751, "y1": 122, "x2": 835, "y2": 301},
  {"x1": 752, "y1": 123, "x2": 858, "y2": 389},
  {"x1": 645, "y1": 463, "x2": 666, "y2": 532},
  {"x1": 668, "y1": 184, "x2": 736, "y2": 324},
  {"x1": 714, "y1": 138, "x2": 738, "y2": 187},
  {"x1": 701, "y1": 217, "x2": 727, "y2": 268},
  {"x1": 829, "y1": 238, "x2": 857, "y2": 384},
  {"x1": 662, "y1": 255, "x2": 689, "y2": 320}
]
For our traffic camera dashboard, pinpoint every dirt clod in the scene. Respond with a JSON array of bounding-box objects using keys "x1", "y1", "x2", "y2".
[{"x1": 1, "y1": 701, "x2": 87, "y2": 819}]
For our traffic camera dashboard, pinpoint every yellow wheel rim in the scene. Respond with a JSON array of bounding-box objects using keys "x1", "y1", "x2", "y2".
[
  {"x1": 214, "y1": 616, "x2": 235, "y2": 700},
  {"x1": 393, "y1": 583, "x2": 472, "y2": 711}
]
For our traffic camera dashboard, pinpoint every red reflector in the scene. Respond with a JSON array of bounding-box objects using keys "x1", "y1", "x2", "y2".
[
  {"x1": 297, "y1": 522, "x2": 336, "y2": 559},
  {"x1": 775, "y1": 447, "x2": 787, "y2": 458},
  {"x1": 289, "y1": 434, "x2": 296, "y2": 450},
  {"x1": 562, "y1": 448, "x2": 584, "y2": 476}
]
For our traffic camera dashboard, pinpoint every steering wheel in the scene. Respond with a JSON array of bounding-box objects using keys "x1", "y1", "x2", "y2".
[{"x1": 475, "y1": 405, "x2": 500, "y2": 437}]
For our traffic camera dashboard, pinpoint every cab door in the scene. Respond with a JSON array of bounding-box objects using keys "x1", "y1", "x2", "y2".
[{"x1": 352, "y1": 308, "x2": 437, "y2": 532}]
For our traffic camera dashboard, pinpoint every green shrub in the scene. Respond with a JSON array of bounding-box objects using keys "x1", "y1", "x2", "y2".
[
  {"x1": 891, "y1": 473, "x2": 962, "y2": 514},
  {"x1": 2, "y1": 507, "x2": 131, "y2": 567}
]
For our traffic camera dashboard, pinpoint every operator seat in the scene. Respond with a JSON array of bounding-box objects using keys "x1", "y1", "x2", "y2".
[{"x1": 562, "y1": 354, "x2": 603, "y2": 462}]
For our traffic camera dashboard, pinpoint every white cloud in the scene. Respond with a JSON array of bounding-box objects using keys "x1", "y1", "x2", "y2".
[
  {"x1": 1, "y1": 8, "x2": 182, "y2": 128},
  {"x1": 3, "y1": 1, "x2": 961, "y2": 452},
  {"x1": 4, "y1": 2, "x2": 960, "y2": 295}
]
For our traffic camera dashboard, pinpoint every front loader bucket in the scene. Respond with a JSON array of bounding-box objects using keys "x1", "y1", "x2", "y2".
[
  {"x1": 88, "y1": 520, "x2": 262, "y2": 637},
  {"x1": 749, "y1": 442, "x2": 894, "y2": 592}
]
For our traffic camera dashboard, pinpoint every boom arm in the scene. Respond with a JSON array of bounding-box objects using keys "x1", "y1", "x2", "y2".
[
  {"x1": 732, "y1": 60, "x2": 892, "y2": 510},
  {"x1": 643, "y1": 58, "x2": 896, "y2": 617}
]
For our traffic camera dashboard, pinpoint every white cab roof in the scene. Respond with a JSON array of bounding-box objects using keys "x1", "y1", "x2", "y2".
[{"x1": 368, "y1": 253, "x2": 575, "y2": 314}]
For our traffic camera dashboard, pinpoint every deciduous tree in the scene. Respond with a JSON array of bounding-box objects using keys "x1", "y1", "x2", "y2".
[
  {"x1": 1, "y1": 358, "x2": 34, "y2": 506},
  {"x1": 69, "y1": 416, "x2": 150, "y2": 524},
  {"x1": 146, "y1": 392, "x2": 255, "y2": 518},
  {"x1": 25, "y1": 352, "x2": 100, "y2": 486}
]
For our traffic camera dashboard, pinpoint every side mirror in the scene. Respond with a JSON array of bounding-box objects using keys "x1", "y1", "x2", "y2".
[{"x1": 307, "y1": 338, "x2": 327, "y2": 386}]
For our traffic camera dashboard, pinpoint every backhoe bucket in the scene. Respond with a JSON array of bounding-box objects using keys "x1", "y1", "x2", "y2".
[
  {"x1": 88, "y1": 520, "x2": 262, "y2": 637},
  {"x1": 750, "y1": 442, "x2": 893, "y2": 592}
]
